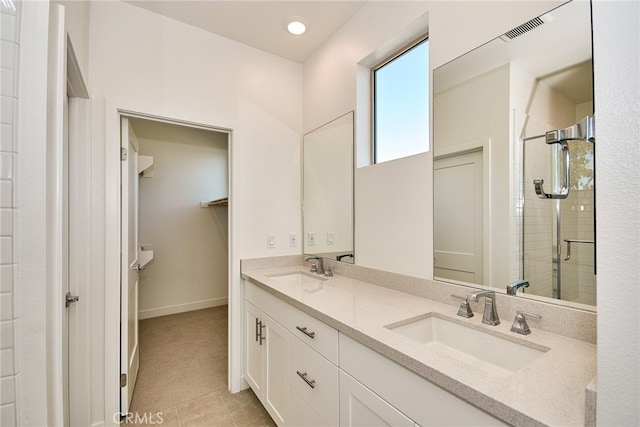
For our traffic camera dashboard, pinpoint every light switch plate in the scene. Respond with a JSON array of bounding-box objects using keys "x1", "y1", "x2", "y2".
[
  {"x1": 267, "y1": 234, "x2": 276, "y2": 248},
  {"x1": 289, "y1": 233, "x2": 297, "y2": 247},
  {"x1": 308, "y1": 232, "x2": 316, "y2": 246},
  {"x1": 327, "y1": 232, "x2": 334, "y2": 245}
]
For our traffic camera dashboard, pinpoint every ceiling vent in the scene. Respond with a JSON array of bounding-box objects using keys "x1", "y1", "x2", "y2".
[{"x1": 500, "y1": 17, "x2": 546, "y2": 42}]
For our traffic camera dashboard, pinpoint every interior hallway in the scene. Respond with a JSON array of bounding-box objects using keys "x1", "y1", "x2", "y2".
[{"x1": 129, "y1": 306, "x2": 275, "y2": 426}]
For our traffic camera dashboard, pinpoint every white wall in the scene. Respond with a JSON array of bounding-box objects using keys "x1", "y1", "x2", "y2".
[
  {"x1": 593, "y1": 0, "x2": 640, "y2": 424},
  {"x1": 304, "y1": 1, "x2": 563, "y2": 280},
  {"x1": 88, "y1": 0, "x2": 303, "y2": 422},
  {"x1": 134, "y1": 120, "x2": 229, "y2": 319},
  {"x1": 52, "y1": 0, "x2": 90, "y2": 85}
]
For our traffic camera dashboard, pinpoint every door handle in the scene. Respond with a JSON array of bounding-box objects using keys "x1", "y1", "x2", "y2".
[{"x1": 65, "y1": 291, "x2": 79, "y2": 308}]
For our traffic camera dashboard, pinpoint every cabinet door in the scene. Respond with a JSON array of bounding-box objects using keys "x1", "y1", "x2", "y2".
[
  {"x1": 289, "y1": 386, "x2": 330, "y2": 427},
  {"x1": 263, "y1": 313, "x2": 289, "y2": 426},
  {"x1": 244, "y1": 302, "x2": 263, "y2": 395},
  {"x1": 340, "y1": 371, "x2": 414, "y2": 427}
]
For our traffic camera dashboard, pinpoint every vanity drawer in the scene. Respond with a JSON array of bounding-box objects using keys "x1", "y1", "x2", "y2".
[
  {"x1": 288, "y1": 305, "x2": 339, "y2": 364},
  {"x1": 289, "y1": 335, "x2": 339, "y2": 425},
  {"x1": 245, "y1": 280, "x2": 288, "y2": 326}
]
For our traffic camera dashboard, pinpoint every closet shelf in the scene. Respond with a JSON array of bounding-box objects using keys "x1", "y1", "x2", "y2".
[
  {"x1": 139, "y1": 155, "x2": 154, "y2": 177},
  {"x1": 139, "y1": 249, "x2": 154, "y2": 269},
  {"x1": 200, "y1": 197, "x2": 228, "y2": 208}
]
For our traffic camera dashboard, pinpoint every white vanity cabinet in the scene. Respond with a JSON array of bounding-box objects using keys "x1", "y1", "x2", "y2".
[
  {"x1": 287, "y1": 305, "x2": 339, "y2": 426},
  {"x1": 339, "y1": 334, "x2": 509, "y2": 427},
  {"x1": 244, "y1": 285, "x2": 289, "y2": 426},
  {"x1": 244, "y1": 280, "x2": 508, "y2": 427}
]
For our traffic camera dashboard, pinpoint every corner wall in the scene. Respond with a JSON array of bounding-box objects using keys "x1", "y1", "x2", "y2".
[
  {"x1": 88, "y1": 1, "x2": 303, "y2": 423},
  {"x1": 593, "y1": 0, "x2": 640, "y2": 424}
]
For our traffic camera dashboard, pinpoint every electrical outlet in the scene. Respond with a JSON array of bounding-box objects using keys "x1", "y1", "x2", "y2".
[
  {"x1": 327, "y1": 232, "x2": 334, "y2": 245},
  {"x1": 267, "y1": 234, "x2": 276, "y2": 248},
  {"x1": 289, "y1": 233, "x2": 297, "y2": 247},
  {"x1": 308, "y1": 232, "x2": 316, "y2": 246}
]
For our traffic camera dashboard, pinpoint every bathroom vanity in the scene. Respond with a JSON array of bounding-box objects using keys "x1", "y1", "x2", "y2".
[{"x1": 241, "y1": 258, "x2": 596, "y2": 427}]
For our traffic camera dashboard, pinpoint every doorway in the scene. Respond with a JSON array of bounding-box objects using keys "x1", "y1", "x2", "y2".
[{"x1": 120, "y1": 116, "x2": 232, "y2": 418}]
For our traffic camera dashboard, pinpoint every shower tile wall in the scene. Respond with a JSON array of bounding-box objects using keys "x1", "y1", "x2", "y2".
[{"x1": 0, "y1": 1, "x2": 20, "y2": 426}]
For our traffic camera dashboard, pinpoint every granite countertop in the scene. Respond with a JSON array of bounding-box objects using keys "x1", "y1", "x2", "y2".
[{"x1": 242, "y1": 265, "x2": 596, "y2": 427}]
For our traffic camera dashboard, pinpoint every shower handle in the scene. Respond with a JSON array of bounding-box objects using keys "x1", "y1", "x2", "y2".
[{"x1": 533, "y1": 142, "x2": 570, "y2": 199}]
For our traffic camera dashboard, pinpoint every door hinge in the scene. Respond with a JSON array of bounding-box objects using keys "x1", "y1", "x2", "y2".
[
  {"x1": 120, "y1": 373, "x2": 127, "y2": 388},
  {"x1": 65, "y1": 291, "x2": 79, "y2": 308},
  {"x1": 121, "y1": 147, "x2": 128, "y2": 161}
]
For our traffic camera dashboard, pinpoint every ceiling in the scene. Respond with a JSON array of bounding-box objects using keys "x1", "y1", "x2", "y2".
[{"x1": 124, "y1": 1, "x2": 367, "y2": 63}]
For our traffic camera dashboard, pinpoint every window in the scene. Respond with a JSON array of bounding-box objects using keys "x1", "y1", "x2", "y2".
[{"x1": 373, "y1": 38, "x2": 429, "y2": 164}]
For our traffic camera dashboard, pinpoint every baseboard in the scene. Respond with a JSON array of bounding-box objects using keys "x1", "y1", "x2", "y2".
[{"x1": 138, "y1": 297, "x2": 228, "y2": 320}]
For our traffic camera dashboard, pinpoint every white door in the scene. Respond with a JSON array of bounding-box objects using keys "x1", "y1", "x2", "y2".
[
  {"x1": 121, "y1": 118, "x2": 140, "y2": 413},
  {"x1": 434, "y1": 150, "x2": 484, "y2": 284}
]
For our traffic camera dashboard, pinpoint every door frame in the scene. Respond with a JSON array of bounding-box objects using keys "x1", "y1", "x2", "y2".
[{"x1": 104, "y1": 101, "x2": 238, "y2": 423}]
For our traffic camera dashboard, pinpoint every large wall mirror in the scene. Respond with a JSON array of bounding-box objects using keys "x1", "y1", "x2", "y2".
[
  {"x1": 433, "y1": 0, "x2": 595, "y2": 308},
  {"x1": 303, "y1": 111, "x2": 355, "y2": 263}
]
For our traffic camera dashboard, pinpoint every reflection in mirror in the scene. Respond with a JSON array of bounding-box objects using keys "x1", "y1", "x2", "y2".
[
  {"x1": 303, "y1": 112, "x2": 354, "y2": 263},
  {"x1": 433, "y1": 0, "x2": 595, "y2": 308}
]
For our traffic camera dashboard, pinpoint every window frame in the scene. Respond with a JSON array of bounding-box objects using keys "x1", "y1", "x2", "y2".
[{"x1": 371, "y1": 35, "x2": 429, "y2": 165}]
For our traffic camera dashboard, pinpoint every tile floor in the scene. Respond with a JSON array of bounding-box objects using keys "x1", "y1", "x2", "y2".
[{"x1": 128, "y1": 306, "x2": 275, "y2": 426}]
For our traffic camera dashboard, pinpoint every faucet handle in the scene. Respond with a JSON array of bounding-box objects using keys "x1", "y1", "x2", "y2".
[
  {"x1": 309, "y1": 263, "x2": 318, "y2": 273},
  {"x1": 451, "y1": 294, "x2": 474, "y2": 318},
  {"x1": 324, "y1": 266, "x2": 334, "y2": 277},
  {"x1": 510, "y1": 311, "x2": 542, "y2": 335}
]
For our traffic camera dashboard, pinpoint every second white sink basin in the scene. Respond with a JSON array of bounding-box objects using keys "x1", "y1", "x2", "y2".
[
  {"x1": 267, "y1": 272, "x2": 328, "y2": 291},
  {"x1": 385, "y1": 313, "x2": 548, "y2": 376}
]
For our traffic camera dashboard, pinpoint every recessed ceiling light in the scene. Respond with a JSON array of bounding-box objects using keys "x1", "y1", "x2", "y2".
[{"x1": 286, "y1": 17, "x2": 307, "y2": 36}]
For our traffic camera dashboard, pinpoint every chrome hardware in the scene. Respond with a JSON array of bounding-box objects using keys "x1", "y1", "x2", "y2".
[
  {"x1": 296, "y1": 371, "x2": 316, "y2": 389},
  {"x1": 296, "y1": 326, "x2": 316, "y2": 339},
  {"x1": 258, "y1": 320, "x2": 265, "y2": 345},
  {"x1": 507, "y1": 280, "x2": 530, "y2": 295},
  {"x1": 65, "y1": 292, "x2": 79, "y2": 308},
  {"x1": 533, "y1": 142, "x2": 569, "y2": 200},
  {"x1": 467, "y1": 290, "x2": 500, "y2": 326},
  {"x1": 255, "y1": 318, "x2": 260, "y2": 342},
  {"x1": 120, "y1": 373, "x2": 127, "y2": 388},
  {"x1": 451, "y1": 294, "x2": 473, "y2": 318},
  {"x1": 336, "y1": 253, "x2": 353, "y2": 261},
  {"x1": 533, "y1": 115, "x2": 595, "y2": 200},
  {"x1": 304, "y1": 256, "x2": 325, "y2": 275},
  {"x1": 510, "y1": 311, "x2": 542, "y2": 335},
  {"x1": 563, "y1": 239, "x2": 595, "y2": 261},
  {"x1": 324, "y1": 266, "x2": 334, "y2": 277},
  {"x1": 133, "y1": 264, "x2": 143, "y2": 272},
  {"x1": 255, "y1": 318, "x2": 265, "y2": 344}
]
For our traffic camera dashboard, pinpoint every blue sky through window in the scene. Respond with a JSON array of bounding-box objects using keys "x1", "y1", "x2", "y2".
[{"x1": 375, "y1": 39, "x2": 429, "y2": 163}]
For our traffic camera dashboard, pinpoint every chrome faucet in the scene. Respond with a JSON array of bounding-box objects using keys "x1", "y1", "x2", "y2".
[
  {"x1": 304, "y1": 256, "x2": 324, "y2": 275},
  {"x1": 467, "y1": 290, "x2": 500, "y2": 326},
  {"x1": 507, "y1": 280, "x2": 530, "y2": 295}
]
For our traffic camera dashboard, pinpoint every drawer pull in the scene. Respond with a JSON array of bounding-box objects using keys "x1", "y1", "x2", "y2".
[
  {"x1": 258, "y1": 320, "x2": 266, "y2": 345},
  {"x1": 255, "y1": 318, "x2": 260, "y2": 342},
  {"x1": 296, "y1": 326, "x2": 316, "y2": 339},
  {"x1": 296, "y1": 370, "x2": 316, "y2": 389}
]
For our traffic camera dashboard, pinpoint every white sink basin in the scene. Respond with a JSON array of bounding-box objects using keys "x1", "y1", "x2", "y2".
[
  {"x1": 385, "y1": 314, "x2": 548, "y2": 376},
  {"x1": 267, "y1": 272, "x2": 328, "y2": 291}
]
